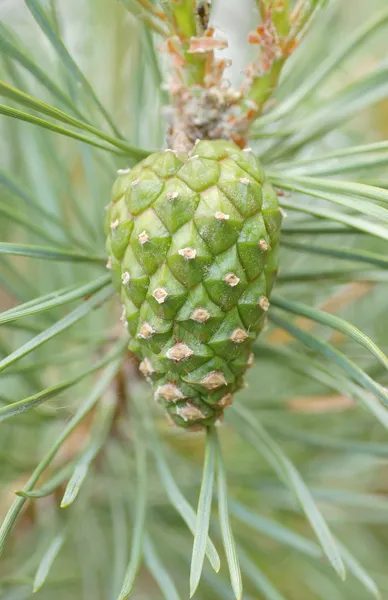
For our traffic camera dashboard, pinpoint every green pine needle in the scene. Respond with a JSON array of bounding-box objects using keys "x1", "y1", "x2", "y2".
[
  {"x1": 214, "y1": 429, "x2": 243, "y2": 600},
  {"x1": 117, "y1": 427, "x2": 148, "y2": 600},
  {"x1": 190, "y1": 427, "x2": 217, "y2": 597},
  {"x1": 0, "y1": 348, "x2": 125, "y2": 555},
  {"x1": 148, "y1": 419, "x2": 221, "y2": 573},
  {"x1": 33, "y1": 529, "x2": 67, "y2": 593},
  {"x1": 234, "y1": 405, "x2": 346, "y2": 581}
]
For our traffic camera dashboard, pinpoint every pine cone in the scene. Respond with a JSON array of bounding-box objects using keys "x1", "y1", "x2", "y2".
[{"x1": 106, "y1": 140, "x2": 282, "y2": 428}]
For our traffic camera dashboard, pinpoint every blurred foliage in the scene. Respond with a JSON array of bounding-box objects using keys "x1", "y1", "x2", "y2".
[{"x1": 0, "y1": 1, "x2": 388, "y2": 599}]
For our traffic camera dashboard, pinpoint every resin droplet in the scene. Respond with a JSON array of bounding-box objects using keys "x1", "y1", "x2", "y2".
[
  {"x1": 155, "y1": 384, "x2": 185, "y2": 402},
  {"x1": 152, "y1": 287, "x2": 168, "y2": 304},
  {"x1": 139, "y1": 358, "x2": 154, "y2": 376},
  {"x1": 258, "y1": 296, "x2": 270, "y2": 311},
  {"x1": 191, "y1": 308, "x2": 211, "y2": 323},
  {"x1": 138, "y1": 322, "x2": 155, "y2": 339},
  {"x1": 121, "y1": 271, "x2": 131, "y2": 285},
  {"x1": 138, "y1": 231, "x2": 149, "y2": 245},
  {"x1": 178, "y1": 247, "x2": 197, "y2": 260},
  {"x1": 200, "y1": 371, "x2": 227, "y2": 390},
  {"x1": 224, "y1": 273, "x2": 240, "y2": 287},
  {"x1": 176, "y1": 403, "x2": 206, "y2": 421},
  {"x1": 166, "y1": 343, "x2": 194, "y2": 362},
  {"x1": 218, "y1": 393, "x2": 233, "y2": 408},
  {"x1": 230, "y1": 328, "x2": 249, "y2": 343},
  {"x1": 215, "y1": 211, "x2": 230, "y2": 221}
]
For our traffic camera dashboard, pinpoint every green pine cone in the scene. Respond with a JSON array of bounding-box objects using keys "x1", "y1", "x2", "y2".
[{"x1": 105, "y1": 140, "x2": 282, "y2": 429}]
